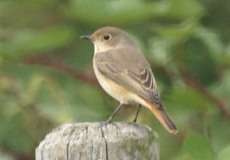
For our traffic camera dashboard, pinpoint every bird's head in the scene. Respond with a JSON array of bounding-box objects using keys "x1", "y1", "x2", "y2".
[{"x1": 81, "y1": 26, "x2": 135, "y2": 53}]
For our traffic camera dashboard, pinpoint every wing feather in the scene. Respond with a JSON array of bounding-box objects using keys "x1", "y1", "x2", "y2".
[{"x1": 94, "y1": 48, "x2": 161, "y2": 105}]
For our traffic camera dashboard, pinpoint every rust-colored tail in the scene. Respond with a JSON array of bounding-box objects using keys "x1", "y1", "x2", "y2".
[{"x1": 145, "y1": 101, "x2": 178, "y2": 134}]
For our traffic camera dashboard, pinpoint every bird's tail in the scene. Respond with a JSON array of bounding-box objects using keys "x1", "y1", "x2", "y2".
[{"x1": 143, "y1": 100, "x2": 178, "y2": 134}]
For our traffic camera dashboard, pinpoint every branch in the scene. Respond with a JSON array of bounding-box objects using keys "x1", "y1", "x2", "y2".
[
  {"x1": 23, "y1": 54, "x2": 98, "y2": 86},
  {"x1": 178, "y1": 67, "x2": 230, "y2": 117},
  {"x1": 151, "y1": 61, "x2": 230, "y2": 117}
]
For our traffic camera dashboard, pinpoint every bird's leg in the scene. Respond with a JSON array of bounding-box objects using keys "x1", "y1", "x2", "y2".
[
  {"x1": 106, "y1": 103, "x2": 123, "y2": 123},
  {"x1": 133, "y1": 104, "x2": 142, "y2": 123}
]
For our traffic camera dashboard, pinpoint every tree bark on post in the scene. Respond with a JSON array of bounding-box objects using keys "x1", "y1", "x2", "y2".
[{"x1": 36, "y1": 122, "x2": 159, "y2": 160}]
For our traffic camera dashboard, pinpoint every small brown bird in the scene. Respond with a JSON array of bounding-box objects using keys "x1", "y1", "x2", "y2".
[{"x1": 81, "y1": 26, "x2": 177, "y2": 134}]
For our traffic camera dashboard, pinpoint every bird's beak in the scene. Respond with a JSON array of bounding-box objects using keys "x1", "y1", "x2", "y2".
[{"x1": 80, "y1": 35, "x2": 91, "y2": 41}]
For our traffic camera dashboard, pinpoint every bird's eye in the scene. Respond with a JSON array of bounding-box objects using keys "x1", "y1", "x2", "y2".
[{"x1": 103, "y1": 34, "x2": 112, "y2": 40}]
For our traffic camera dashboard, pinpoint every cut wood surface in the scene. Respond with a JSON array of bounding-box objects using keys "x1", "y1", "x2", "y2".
[{"x1": 36, "y1": 122, "x2": 159, "y2": 160}]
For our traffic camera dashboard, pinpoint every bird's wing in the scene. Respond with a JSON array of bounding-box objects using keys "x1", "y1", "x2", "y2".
[{"x1": 94, "y1": 47, "x2": 161, "y2": 105}]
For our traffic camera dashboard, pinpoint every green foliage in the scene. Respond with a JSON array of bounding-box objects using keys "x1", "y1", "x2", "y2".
[
  {"x1": 0, "y1": 0, "x2": 229, "y2": 159},
  {"x1": 67, "y1": 0, "x2": 164, "y2": 25},
  {"x1": 175, "y1": 132, "x2": 214, "y2": 160},
  {"x1": 218, "y1": 145, "x2": 230, "y2": 160},
  {"x1": 0, "y1": 26, "x2": 76, "y2": 61}
]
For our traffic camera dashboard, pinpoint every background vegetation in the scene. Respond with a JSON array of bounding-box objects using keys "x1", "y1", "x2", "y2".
[{"x1": 0, "y1": 0, "x2": 230, "y2": 159}]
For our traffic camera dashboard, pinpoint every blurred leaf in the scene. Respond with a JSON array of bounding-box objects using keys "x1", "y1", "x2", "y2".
[
  {"x1": 164, "y1": 85, "x2": 215, "y2": 130},
  {"x1": 154, "y1": 20, "x2": 197, "y2": 42},
  {"x1": 149, "y1": 37, "x2": 171, "y2": 64},
  {"x1": 0, "y1": 26, "x2": 76, "y2": 60},
  {"x1": 165, "y1": 0, "x2": 204, "y2": 19},
  {"x1": 166, "y1": 86, "x2": 212, "y2": 112},
  {"x1": 175, "y1": 132, "x2": 214, "y2": 160},
  {"x1": 195, "y1": 27, "x2": 224, "y2": 56},
  {"x1": 67, "y1": 0, "x2": 167, "y2": 25},
  {"x1": 0, "y1": 113, "x2": 34, "y2": 153},
  {"x1": 211, "y1": 71, "x2": 230, "y2": 104},
  {"x1": 202, "y1": 0, "x2": 230, "y2": 42},
  {"x1": 207, "y1": 113, "x2": 230, "y2": 153},
  {"x1": 173, "y1": 36, "x2": 219, "y2": 85},
  {"x1": 221, "y1": 45, "x2": 230, "y2": 68},
  {"x1": 217, "y1": 145, "x2": 230, "y2": 160}
]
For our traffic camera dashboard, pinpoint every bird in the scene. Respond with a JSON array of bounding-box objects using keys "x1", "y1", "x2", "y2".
[{"x1": 81, "y1": 26, "x2": 177, "y2": 134}]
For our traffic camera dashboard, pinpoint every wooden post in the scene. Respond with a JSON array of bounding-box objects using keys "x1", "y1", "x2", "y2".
[{"x1": 36, "y1": 122, "x2": 159, "y2": 160}]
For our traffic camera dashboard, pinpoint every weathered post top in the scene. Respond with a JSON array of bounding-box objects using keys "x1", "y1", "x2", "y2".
[{"x1": 36, "y1": 122, "x2": 159, "y2": 160}]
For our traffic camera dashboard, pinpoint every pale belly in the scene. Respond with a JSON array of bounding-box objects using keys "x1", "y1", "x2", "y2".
[{"x1": 93, "y1": 60, "x2": 136, "y2": 104}]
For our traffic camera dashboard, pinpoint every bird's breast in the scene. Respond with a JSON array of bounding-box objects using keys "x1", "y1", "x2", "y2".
[{"x1": 93, "y1": 58, "x2": 135, "y2": 104}]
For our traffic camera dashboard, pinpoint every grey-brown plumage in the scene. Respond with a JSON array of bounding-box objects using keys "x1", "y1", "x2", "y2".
[
  {"x1": 83, "y1": 26, "x2": 177, "y2": 134},
  {"x1": 95, "y1": 47, "x2": 160, "y2": 104}
]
